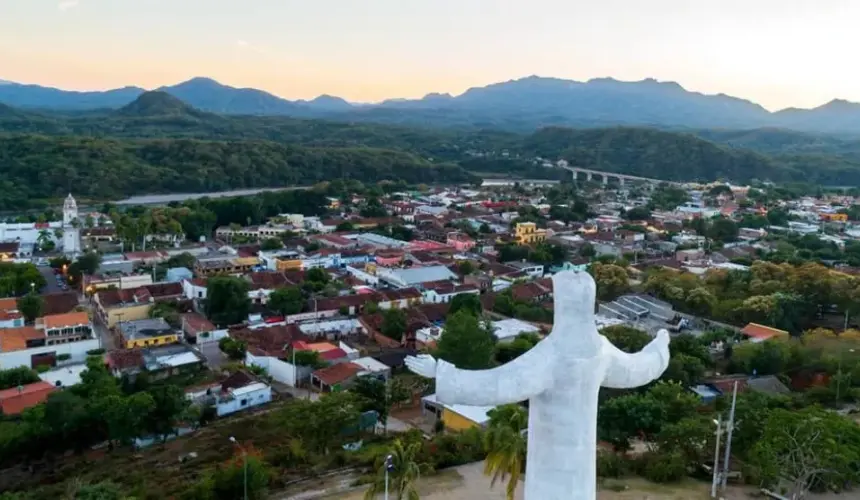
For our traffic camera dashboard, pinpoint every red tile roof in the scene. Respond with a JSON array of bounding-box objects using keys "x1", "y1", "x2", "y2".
[
  {"x1": 0, "y1": 382, "x2": 56, "y2": 415},
  {"x1": 106, "y1": 349, "x2": 144, "y2": 372},
  {"x1": 181, "y1": 312, "x2": 215, "y2": 336},
  {"x1": 741, "y1": 323, "x2": 789, "y2": 341},
  {"x1": 41, "y1": 292, "x2": 80, "y2": 316},
  {"x1": 312, "y1": 362, "x2": 362, "y2": 386}
]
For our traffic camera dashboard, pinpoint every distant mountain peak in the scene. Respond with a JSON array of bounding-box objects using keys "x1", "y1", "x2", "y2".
[
  {"x1": 819, "y1": 98, "x2": 860, "y2": 111},
  {"x1": 116, "y1": 90, "x2": 196, "y2": 117}
]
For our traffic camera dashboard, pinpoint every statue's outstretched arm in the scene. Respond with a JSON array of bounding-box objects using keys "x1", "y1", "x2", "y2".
[
  {"x1": 434, "y1": 338, "x2": 557, "y2": 406},
  {"x1": 601, "y1": 330, "x2": 670, "y2": 389}
]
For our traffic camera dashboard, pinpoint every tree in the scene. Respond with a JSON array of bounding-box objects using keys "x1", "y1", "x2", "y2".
[
  {"x1": 260, "y1": 237, "x2": 283, "y2": 251},
  {"x1": 104, "y1": 392, "x2": 155, "y2": 446},
  {"x1": 380, "y1": 308, "x2": 408, "y2": 340},
  {"x1": 0, "y1": 367, "x2": 40, "y2": 391},
  {"x1": 458, "y1": 260, "x2": 475, "y2": 276},
  {"x1": 351, "y1": 376, "x2": 410, "y2": 429},
  {"x1": 336, "y1": 221, "x2": 355, "y2": 232},
  {"x1": 449, "y1": 293, "x2": 482, "y2": 317},
  {"x1": 305, "y1": 267, "x2": 329, "y2": 285},
  {"x1": 166, "y1": 252, "x2": 197, "y2": 270},
  {"x1": 623, "y1": 206, "x2": 651, "y2": 221},
  {"x1": 210, "y1": 450, "x2": 271, "y2": 500},
  {"x1": 218, "y1": 337, "x2": 247, "y2": 361},
  {"x1": 364, "y1": 438, "x2": 429, "y2": 500},
  {"x1": 708, "y1": 217, "x2": 739, "y2": 243},
  {"x1": 484, "y1": 404, "x2": 528, "y2": 500},
  {"x1": 278, "y1": 392, "x2": 364, "y2": 454},
  {"x1": 144, "y1": 384, "x2": 189, "y2": 441},
  {"x1": 589, "y1": 263, "x2": 630, "y2": 301},
  {"x1": 600, "y1": 325, "x2": 651, "y2": 352},
  {"x1": 436, "y1": 310, "x2": 496, "y2": 370},
  {"x1": 748, "y1": 407, "x2": 860, "y2": 497},
  {"x1": 16, "y1": 293, "x2": 43, "y2": 323},
  {"x1": 495, "y1": 334, "x2": 539, "y2": 364},
  {"x1": 268, "y1": 286, "x2": 304, "y2": 316},
  {"x1": 205, "y1": 276, "x2": 251, "y2": 326},
  {"x1": 293, "y1": 349, "x2": 326, "y2": 369}
]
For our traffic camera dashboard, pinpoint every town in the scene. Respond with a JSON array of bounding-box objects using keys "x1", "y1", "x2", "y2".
[{"x1": 0, "y1": 175, "x2": 859, "y2": 499}]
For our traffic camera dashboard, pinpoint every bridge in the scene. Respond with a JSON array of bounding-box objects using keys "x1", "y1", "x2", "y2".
[{"x1": 561, "y1": 166, "x2": 682, "y2": 187}]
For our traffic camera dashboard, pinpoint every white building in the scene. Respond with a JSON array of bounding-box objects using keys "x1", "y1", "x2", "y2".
[
  {"x1": 62, "y1": 194, "x2": 81, "y2": 256},
  {"x1": 490, "y1": 318, "x2": 541, "y2": 342},
  {"x1": 216, "y1": 382, "x2": 273, "y2": 417}
]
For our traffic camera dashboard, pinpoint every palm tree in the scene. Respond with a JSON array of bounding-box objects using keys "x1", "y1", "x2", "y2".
[
  {"x1": 36, "y1": 229, "x2": 51, "y2": 250},
  {"x1": 364, "y1": 438, "x2": 429, "y2": 500},
  {"x1": 483, "y1": 404, "x2": 529, "y2": 500}
]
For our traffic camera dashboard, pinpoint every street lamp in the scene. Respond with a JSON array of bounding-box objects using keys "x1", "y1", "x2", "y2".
[
  {"x1": 229, "y1": 436, "x2": 248, "y2": 500},
  {"x1": 836, "y1": 348, "x2": 856, "y2": 402},
  {"x1": 384, "y1": 454, "x2": 394, "y2": 500}
]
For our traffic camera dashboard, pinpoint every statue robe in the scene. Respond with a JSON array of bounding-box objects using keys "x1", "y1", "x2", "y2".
[{"x1": 435, "y1": 271, "x2": 669, "y2": 500}]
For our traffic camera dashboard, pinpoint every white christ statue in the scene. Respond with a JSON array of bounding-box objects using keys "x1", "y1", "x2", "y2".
[{"x1": 405, "y1": 270, "x2": 670, "y2": 499}]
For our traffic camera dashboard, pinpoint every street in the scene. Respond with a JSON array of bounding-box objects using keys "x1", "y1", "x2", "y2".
[{"x1": 37, "y1": 265, "x2": 65, "y2": 294}]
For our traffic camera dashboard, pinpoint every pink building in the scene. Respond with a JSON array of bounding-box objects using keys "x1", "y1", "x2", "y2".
[
  {"x1": 375, "y1": 250, "x2": 404, "y2": 267},
  {"x1": 446, "y1": 232, "x2": 475, "y2": 252}
]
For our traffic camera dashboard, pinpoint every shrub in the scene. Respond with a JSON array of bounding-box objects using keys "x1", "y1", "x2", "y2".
[
  {"x1": 86, "y1": 348, "x2": 106, "y2": 355},
  {"x1": 57, "y1": 353, "x2": 71, "y2": 361},
  {"x1": 35, "y1": 364, "x2": 51, "y2": 373},
  {"x1": 638, "y1": 451, "x2": 687, "y2": 483},
  {"x1": 596, "y1": 451, "x2": 631, "y2": 478}
]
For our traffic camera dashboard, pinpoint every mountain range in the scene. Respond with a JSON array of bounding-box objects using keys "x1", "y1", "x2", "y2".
[{"x1": 3, "y1": 76, "x2": 860, "y2": 134}]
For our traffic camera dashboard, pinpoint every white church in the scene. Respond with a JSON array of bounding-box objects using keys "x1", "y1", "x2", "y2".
[{"x1": 0, "y1": 194, "x2": 82, "y2": 259}]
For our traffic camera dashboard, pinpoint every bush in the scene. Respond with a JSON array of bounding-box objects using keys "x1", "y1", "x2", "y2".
[
  {"x1": 638, "y1": 451, "x2": 687, "y2": 483},
  {"x1": 35, "y1": 364, "x2": 51, "y2": 373},
  {"x1": 596, "y1": 451, "x2": 631, "y2": 478},
  {"x1": 57, "y1": 353, "x2": 71, "y2": 361},
  {"x1": 86, "y1": 348, "x2": 106, "y2": 355}
]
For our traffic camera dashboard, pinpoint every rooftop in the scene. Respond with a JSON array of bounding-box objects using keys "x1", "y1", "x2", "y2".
[
  {"x1": 42, "y1": 311, "x2": 89, "y2": 330},
  {"x1": 0, "y1": 326, "x2": 43, "y2": 352},
  {"x1": 118, "y1": 318, "x2": 174, "y2": 340},
  {"x1": 0, "y1": 381, "x2": 56, "y2": 415},
  {"x1": 491, "y1": 318, "x2": 541, "y2": 341},
  {"x1": 312, "y1": 362, "x2": 362, "y2": 386}
]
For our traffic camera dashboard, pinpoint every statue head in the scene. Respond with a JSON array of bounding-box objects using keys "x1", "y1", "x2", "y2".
[{"x1": 549, "y1": 270, "x2": 602, "y2": 356}]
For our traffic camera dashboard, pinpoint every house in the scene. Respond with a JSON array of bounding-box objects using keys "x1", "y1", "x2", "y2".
[
  {"x1": 41, "y1": 292, "x2": 80, "y2": 316},
  {"x1": 206, "y1": 371, "x2": 274, "y2": 417},
  {"x1": 106, "y1": 344, "x2": 204, "y2": 379},
  {"x1": 83, "y1": 273, "x2": 153, "y2": 294},
  {"x1": 311, "y1": 362, "x2": 364, "y2": 392},
  {"x1": 491, "y1": 318, "x2": 541, "y2": 342},
  {"x1": 181, "y1": 312, "x2": 226, "y2": 344},
  {"x1": 166, "y1": 267, "x2": 193, "y2": 283},
  {"x1": 446, "y1": 232, "x2": 476, "y2": 252},
  {"x1": 514, "y1": 222, "x2": 547, "y2": 244},
  {"x1": 182, "y1": 278, "x2": 208, "y2": 300},
  {"x1": 377, "y1": 265, "x2": 458, "y2": 288},
  {"x1": 505, "y1": 261, "x2": 545, "y2": 278},
  {"x1": 422, "y1": 282, "x2": 480, "y2": 304},
  {"x1": 0, "y1": 298, "x2": 24, "y2": 328},
  {"x1": 241, "y1": 324, "x2": 309, "y2": 386},
  {"x1": 292, "y1": 340, "x2": 352, "y2": 364},
  {"x1": 94, "y1": 287, "x2": 155, "y2": 327},
  {"x1": 741, "y1": 323, "x2": 789, "y2": 343},
  {"x1": 421, "y1": 393, "x2": 496, "y2": 431},
  {"x1": 0, "y1": 381, "x2": 57, "y2": 415},
  {"x1": 118, "y1": 318, "x2": 180, "y2": 349}
]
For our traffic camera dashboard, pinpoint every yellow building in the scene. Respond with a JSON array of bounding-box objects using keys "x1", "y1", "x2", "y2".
[
  {"x1": 276, "y1": 258, "x2": 303, "y2": 271},
  {"x1": 515, "y1": 222, "x2": 547, "y2": 244},
  {"x1": 118, "y1": 318, "x2": 180, "y2": 349},
  {"x1": 94, "y1": 289, "x2": 154, "y2": 328},
  {"x1": 422, "y1": 394, "x2": 494, "y2": 431}
]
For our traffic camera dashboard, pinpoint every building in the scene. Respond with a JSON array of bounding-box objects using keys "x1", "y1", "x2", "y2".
[
  {"x1": 491, "y1": 318, "x2": 541, "y2": 342},
  {"x1": 0, "y1": 381, "x2": 57, "y2": 415},
  {"x1": 62, "y1": 194, "x2": 82, "y2": 256},
  {"x1": 514, "y1": 222, "x2": 547, "y2": 244},
  {"x1": 446, "y1": 232, "x2": 476, "y2": 252},
  {"x1": 741, "y1": 323, "x2": 789, "y2": 343},
  {"x1": 118, "y1": 318, "x2": 180, "y2": 349},
  {"x1": 84, "y1": 273, "x2": 153, "y2": 294},
  {"x1": 0, "y1": 298, "x2": 24, "y2": 328},
  {"x1": 94, "y1": 287, "x2": 155, "y2": 327},
  {"x1": 421, "y1": 393, "x2": 496, "y2": 431},
  {"x1": 377, "y1": 265, "x2": 458, "y2": 288},
  {"x1": 0, "y1": 311, "x2": 98, "y2": 370},
  {"x1": 505, "y1": 261, "x2": 545, "y2": 278}
]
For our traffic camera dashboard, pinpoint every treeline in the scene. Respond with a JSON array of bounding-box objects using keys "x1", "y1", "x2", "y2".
[{"x1": 0, "y1": 134, "x2": 476, "y2": 210}]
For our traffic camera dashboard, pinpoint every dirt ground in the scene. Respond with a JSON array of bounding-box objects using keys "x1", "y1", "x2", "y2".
[{"x1": 324, "y1": 462, "x2": 765, "y2": 500}]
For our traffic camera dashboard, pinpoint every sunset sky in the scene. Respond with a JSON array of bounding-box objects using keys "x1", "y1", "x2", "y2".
[{"x1": 0, "y1": 0, "x2": 856, "y2": 110}]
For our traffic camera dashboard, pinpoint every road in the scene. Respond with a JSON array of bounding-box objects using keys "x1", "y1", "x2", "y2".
[
  {"x1": 196, "y1": 341, "x2": 227, "y2": 370},
  {"x1": 37, "y1": 265, "x2": 65, "y2": 294}
]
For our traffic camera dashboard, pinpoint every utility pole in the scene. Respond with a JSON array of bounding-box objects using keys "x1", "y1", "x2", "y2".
[
  {"x1": 720, "y1": 381, "x2": 739, "y2": 490},
  {"x1": 711, "y1": 416, "x2": 722, "y2": 499}
]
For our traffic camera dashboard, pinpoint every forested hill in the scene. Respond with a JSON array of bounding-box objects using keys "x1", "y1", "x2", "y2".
[
  {"x1": 0, "y1": 135, "x2": 474, "y2": 211},
  {"x1": 4, "y1": 93, "x2": 860, "y2": 210}
]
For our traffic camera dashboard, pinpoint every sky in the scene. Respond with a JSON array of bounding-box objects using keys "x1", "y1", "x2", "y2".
[{"x1": 0, "y1": 0, "x2": 857, "y2": 110}]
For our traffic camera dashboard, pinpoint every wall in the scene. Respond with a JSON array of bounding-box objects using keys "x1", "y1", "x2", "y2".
[
  {"x1": 245, "y1": 352, "x2": 312, "y2": 386},
  {"x1": 299, "y1": 318, "x2": 364, "y2": 338},
  {"x1": 441, "y1": 408, "x2": 479, "y2": 431},
  {"x1": 183, "y1": 281, "x2": 207, "y2": 300},
  {"x1": 345, "y1": 266, "x2": 379, "y2": 286},
  {"x1": 126, "y1": 333, "x2": 179, "y2": 349},
  {"x1": 216, "y1": 386, "x2": 273, "y2": 417},
  {"x1": 196, "y1": 329, "x2": 229, "y2": 344},
  {"x1": 0, "y1": 338, "x2": 100, "y2": 370},
  {"x1": 105, "y1": 304, "x2": 151, "y2": 328}
]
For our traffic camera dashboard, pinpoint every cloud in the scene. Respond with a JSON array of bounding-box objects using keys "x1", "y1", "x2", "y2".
[
  {"x1": 58, "y1": 0, "x2": 79, "y2": 11},
  {"x1": 235, "y1": 39, "x2": 268, "y2": 55}
]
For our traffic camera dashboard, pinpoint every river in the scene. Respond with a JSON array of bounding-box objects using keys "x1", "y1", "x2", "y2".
[{"x1": 113, "y1": 186, "x2": 310, "y2": 206}]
